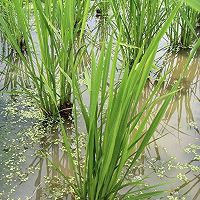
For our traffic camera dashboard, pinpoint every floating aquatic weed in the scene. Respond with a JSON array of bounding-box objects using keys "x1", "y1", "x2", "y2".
[
  {"x1": 147, "y1": 159, "x2": 167, "y2": 178},
  {"x1": 0, "y1": 95, "x2": 50, "y2": 198},
  {"x1": 188, "y1": 164, "x2": 200, "y2": 172},
  {"x1": 184, "y1": 144, "x2": 200, "y2": 154},
  {"x1": 42, "y1": 176, "x2": 69, "y2": 200},
  {"x1": 177, "y1": 173, "x2": 189, "y2": 182},
  {"x1": 167, "y1": 195, "x2": 180, "y2": 200},
  {"x1": 2, "y1": 95, "x2": 44, "y2": 128}
]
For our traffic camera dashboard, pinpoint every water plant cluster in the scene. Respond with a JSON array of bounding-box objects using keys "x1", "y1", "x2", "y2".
[
  {"x1": 0, "y1": 0, "x2": 200, "y2": 199},
  {"x1": 165, "y1": 0, "x2": 199, "y2": 50}
]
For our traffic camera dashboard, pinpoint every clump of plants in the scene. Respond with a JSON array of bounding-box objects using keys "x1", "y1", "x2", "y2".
[
  {"x1": 53, "y1": 3, "x2": 200, "y2": 199},
  {"x1": 0, "y1": 0, "x2": 91, "y2": 119},
  {"x1": 0, "y1": 0, "x2": 200, "y2": 199},
  {"x1": 164, "y1": 0, "x2": 199, "y2": 50},
  {"x1": 110, "y1": 0, "x2": 168, "y2": 69}
]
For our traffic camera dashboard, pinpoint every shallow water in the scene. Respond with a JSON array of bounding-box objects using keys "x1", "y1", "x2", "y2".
[
  {"x1": 0, "y1": 27, "x2": 200, "y2": 200},
  {"x1": 139, "y1": 48, "x2": 200, "y2": 199}
]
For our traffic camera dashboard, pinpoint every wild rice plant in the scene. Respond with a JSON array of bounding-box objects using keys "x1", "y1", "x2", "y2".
[
  {"x1": 164, "y1": 0, "x2": 199, "y2": 50},
  {"x1": 0, "y1": 0, "x2": 22, "y2": 42},
  {"x1": 0, "y1": 0, "x2": 90, "y2": 118},
  {"x1": 1, "y1": 0, "x2": 200, "y2": 198},
  {"x1": 0, "y1": 0, "x2": 30, "y2": 90},
  {"x1": 109, "y1": 0, "x2": 168, "y2": 70},
  {"x1": 51, "y1": 3, "x2": 200, "y2": 199}
]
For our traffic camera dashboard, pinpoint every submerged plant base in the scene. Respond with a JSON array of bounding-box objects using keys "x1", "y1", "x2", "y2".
[
  {"x1": 168, "y1": 45, "x2": 193, "y2": 53},
  {"x1": 59, "y1": 101, "x2": 73, "y2": 120}
]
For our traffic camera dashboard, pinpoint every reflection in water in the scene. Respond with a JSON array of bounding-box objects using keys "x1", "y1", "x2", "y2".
[
  {"x1": 162, "y1": 50, "x2": 200, "y2": 128},
  {"x1": 129, "y1": 49, "x2": 200, "y2": 199},
  {"x1": 0, "y1": 37, "x2": 30, "y2": 91},
  {"x1": 144, "y1": 50, "x2": 200, "y2": 199}
]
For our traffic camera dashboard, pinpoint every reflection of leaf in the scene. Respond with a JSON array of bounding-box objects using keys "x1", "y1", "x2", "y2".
[{"x1": 185, "y1": 0, "x2": 200, "y2": 11}]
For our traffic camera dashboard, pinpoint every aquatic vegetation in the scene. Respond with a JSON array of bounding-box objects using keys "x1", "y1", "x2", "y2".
[
  {"x1": 0, "y1": 0, "x2": 200, "y2": 199},
  {"x1": 164, "y1": 1, "x2": 199, "y2": 50},
  {"x1": 0, "y1": 96, "x2": 74, "y2": 199},
  {"x1": 146, "y1": 138, "x2": 200, "y2": 199},
  {"x1": 0, "y1": 0, "x2": 91, "y2": 118},
  {"x1": 0, "y1": 100, "x2": 43, "y2": 199},
  {"x1": 56, "y1": 4, "x2": 200, "y2": 199},
  {"x1": 95, "y1": 0, "x2": 110, "y2": 18},
  {"x1": 110, "y1": 0, "x2": 200, "y2": 66},
  {"x1": 110, "y1": 0, "x2": 168, "y2": 69}
]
